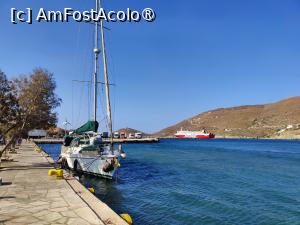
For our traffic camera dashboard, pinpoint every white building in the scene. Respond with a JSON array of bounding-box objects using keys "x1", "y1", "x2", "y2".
[{"x1": 28, "y1": 129, "x2": 47, "y2": 138}]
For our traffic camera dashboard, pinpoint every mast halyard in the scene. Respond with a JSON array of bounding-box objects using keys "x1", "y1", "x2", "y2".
[
  {"x1": 99, "y1": 0, "x2": 113, "y2": 145},
  {"x1": 93, "y1": 0, "x2": 100, "y2": 122}
]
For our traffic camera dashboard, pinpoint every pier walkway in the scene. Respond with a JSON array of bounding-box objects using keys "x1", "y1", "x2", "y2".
[{"x1": 0, "y1": 142, "x2": 127, "y2": 225}]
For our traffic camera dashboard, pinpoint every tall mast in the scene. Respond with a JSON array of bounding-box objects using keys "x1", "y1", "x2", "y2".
[
  {"x1": 99, "y1": 0, "x2": 113, "y2": 144},
  {"x1": 93, "y1": 0, "x2": 100, "y2": 122}
]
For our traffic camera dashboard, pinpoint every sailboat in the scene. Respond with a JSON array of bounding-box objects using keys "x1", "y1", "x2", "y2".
[{"x1": 60, "y1": 0, "x2": 126, "y2": 179}]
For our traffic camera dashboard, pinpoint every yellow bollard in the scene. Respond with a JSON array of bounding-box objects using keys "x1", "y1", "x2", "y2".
[
  {"x1": 120, "y1": 214, "x2": 133, "y2": 225},
  {"x1": 88, "y1": 187, "x2": 95, "y2": 194},
  {"x1": 48, "y1": 169, "x2": 63, "y2": 179},
  {"x1": 48, "y1": 169, "x2": 57, "y2": 176},
  {"x1": 56, "y1": 169, "x2": 63, "y2": 178}
]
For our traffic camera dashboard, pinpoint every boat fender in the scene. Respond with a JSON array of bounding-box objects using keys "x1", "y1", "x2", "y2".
[
  {"x1": 120, "y1": 214, "x2": 133, "y2": 225},
  {"x1": 113, "y1": 158, "x2": 121, "y2": 168}
]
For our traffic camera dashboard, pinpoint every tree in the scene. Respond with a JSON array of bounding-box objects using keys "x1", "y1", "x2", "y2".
[
  {"x1": 12, "y1": 68, "x2": 61, "y2": 132},
  {"x1": 0, "y1": 68, "x2": 61, "y2": 159},
  {"x1": 0, "y1": 70, "x2": 19, "y2": 134}
]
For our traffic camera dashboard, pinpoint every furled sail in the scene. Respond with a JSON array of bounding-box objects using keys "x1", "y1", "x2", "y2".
[{"x1": 73, "y1": 121, "x2": 99, "y2": 134}]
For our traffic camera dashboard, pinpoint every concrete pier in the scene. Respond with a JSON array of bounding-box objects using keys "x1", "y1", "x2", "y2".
[
  {"x1": 0, "y1": 142, "x2": 128, "y2": 225},
  {"x1": 33, "y1": 137, "x2": 159, "y2": 144},
  {"x1": 103, "y1": 137, "x2": 159, "y2": 144}
]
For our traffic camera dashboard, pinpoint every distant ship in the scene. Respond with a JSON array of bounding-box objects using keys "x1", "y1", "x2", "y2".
[{"x1": 175, "y1": 129, "x2": 215, "y2": 139}]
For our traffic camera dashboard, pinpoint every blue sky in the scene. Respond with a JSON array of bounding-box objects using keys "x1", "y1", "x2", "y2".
[{"x1": 0, "y1": 0, "x2": 299, "y2": 133}]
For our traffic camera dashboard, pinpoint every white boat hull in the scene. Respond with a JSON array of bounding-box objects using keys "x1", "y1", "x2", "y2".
[
  {"x1": 61, "y1": 144, "x2": 123, "y2": 179},
  {"x1": 64, "y1": 154, "x2": 117, "y2": 178}
]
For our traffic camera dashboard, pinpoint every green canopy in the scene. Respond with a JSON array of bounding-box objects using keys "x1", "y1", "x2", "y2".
[{"x1": 73, "y1": 121, "x2": 99, "y2": 135}]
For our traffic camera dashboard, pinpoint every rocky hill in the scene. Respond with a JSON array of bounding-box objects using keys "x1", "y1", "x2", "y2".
[
  {"x1": 156, "y1": 97, "x2": 300, "y2": 139},
  {"x1": 117, "y1": 128, "x2": 148, "y2": 136}
]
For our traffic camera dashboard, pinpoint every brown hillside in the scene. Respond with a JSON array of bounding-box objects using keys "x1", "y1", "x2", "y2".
[
  {"x1": 117, "y1": 128, "x2": 148, "y2": 136},
  {"x1": 156, "y1": 97, "x2": 300, "y2": 138}
]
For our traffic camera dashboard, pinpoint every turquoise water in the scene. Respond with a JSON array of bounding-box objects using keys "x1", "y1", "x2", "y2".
[{"x1": 39, "y1": 139, "x2": 300, "y2": 225}]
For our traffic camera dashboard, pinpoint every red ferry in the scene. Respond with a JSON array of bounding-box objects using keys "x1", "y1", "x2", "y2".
[{"x1": 175, "y1": 130, "x2": 215, "y2": 139}]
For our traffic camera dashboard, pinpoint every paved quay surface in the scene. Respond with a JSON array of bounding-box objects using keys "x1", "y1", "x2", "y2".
[{"x1": 0, "y1": 143, "x2": 127, "y2": 225}]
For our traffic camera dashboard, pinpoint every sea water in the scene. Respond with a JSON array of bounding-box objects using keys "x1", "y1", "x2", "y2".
[{"x1": 39, "y1": 139, "x2": 300, "y2": 225}]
